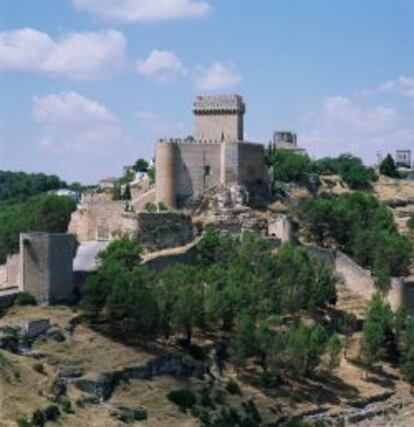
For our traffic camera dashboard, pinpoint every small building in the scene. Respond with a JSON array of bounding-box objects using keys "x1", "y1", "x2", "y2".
[
  {"x1": 272, "y1": 131, "x2": 307, "y2": 155},
  {"x1": 49, "y1": 189, "x2": 80, "y2": 203},
  {"x1": 155, "y1": 95, "x2": 269, "y2": 209},
  {"x1": 98, "y1": 177, "x2": 117, "y2": 190},
  {"x1": 395, "y1": 150, "x2": 412, "y2": 169}
]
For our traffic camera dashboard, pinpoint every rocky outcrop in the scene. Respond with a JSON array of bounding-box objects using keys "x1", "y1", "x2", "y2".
[{"x1": 73, "y1": 353, "x2": 206, "y2": 403}]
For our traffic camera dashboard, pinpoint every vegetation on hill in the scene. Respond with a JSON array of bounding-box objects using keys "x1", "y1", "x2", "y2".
[
  {"x1": 265, "y1": 149, "x2": 377, "y2": 190},
  {"x1": 315, "y1": 154, "x2": 377, "y2": 189},
  {"x1": 265, "y1": 147, "x2": 314, "y2": 186},
  {"x1": 379, "y1": 154, "x2": 401, "y2": 179},
  {"x1": 82, "y1": 232, "x2": 337, "y2": 382},
  {"x1": 0, "y1": 194, "x2": 76, "y2": 263},
  {"x1": 300, "y1": 192, "x2": 412, "y2": 286},
  {"x1": 0, "y1": 171, "x2": 67, "y2": 203}
]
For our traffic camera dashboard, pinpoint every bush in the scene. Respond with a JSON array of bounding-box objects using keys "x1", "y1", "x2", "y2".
[
  {"x1": 408, "y1": 215, "x2": 414, "y2": 232},
  {"x1": 226, "y1": 379, "x2": 242, "y2": 395},
  {"x1": 145, "y1": 202, "x2": 158, "y2": 213},
  {"x1": 379, "y1": 154, "x2": 400, "y2": 178},
  {"x1": 167, "y1": 388, "x2": 197, "y2": 411},
  {"x1": 266, "y1": 148, "x2": 314, "y2": 186},
  {"x1": 15, "y1": 292, "x2": 37, "y2": 306},
  {"x1": 16, "y1": 417, "x2": 33, "y2": 427},
  {"x1": 32, "y1": 362, "x2": 46, "y2": 375}
]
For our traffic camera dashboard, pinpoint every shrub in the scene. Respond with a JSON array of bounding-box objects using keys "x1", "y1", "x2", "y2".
[
  {"x1": 226, "y1": 379, "x2": 242, "y2": 395},
  {"x1": 32, "y1": 362, "x2": 46, "y2": 375},
  {"x1": 167, "y1": 388, "x2": 197, "y2": 411},
  {"x1": 16, "y1": 417, "x2": 33, "y2": 427},
  {"x1": 15, "y1": 292, "x2": 37, "y2": 306},
  {"x1": 145, "y1": 202, "x2": 158, "y2": 213},
  {"x1": 266, "y1": 148, "x2": 314, "y2": 186},
  {"x1": 380, "y1": 154, "x2": 400, "y2": 178}
]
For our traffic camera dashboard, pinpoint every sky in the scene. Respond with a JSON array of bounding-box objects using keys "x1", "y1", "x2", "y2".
[{"x1": 0, "y1": 0, "x2": 413, "y2": 184}]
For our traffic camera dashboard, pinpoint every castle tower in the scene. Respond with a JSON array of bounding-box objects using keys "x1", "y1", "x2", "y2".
[
  {"x1": 155, "y1": 141, "x2": 177, "y2": 209},
  {"x1": 193, "y1": 95, "x2": 245, "y2": 142}
]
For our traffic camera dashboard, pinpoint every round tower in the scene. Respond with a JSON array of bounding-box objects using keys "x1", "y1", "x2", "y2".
[{"x1": 155, "y1": 141, "x2": 176, "y2": 209}]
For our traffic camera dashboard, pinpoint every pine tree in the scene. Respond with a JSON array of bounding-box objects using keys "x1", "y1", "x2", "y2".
[{"x1": 379, "y1": 154, "x2": 400, "y2": 178}]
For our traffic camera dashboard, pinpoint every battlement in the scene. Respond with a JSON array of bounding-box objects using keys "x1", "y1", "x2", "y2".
[{"x1": 193, "y1": 95, "x2": 246, "y2": 115}]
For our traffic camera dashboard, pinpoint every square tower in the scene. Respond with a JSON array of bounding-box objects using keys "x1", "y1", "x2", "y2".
[
  {"x1": 193, "y1": 95, "x2": 245, "y2": 142},
  {"x1": 20, "y1": 233, "x2": 75, "y2": 304},
  {"x1": 396, "y1": 150, "x2": 412, "y2": 169}
]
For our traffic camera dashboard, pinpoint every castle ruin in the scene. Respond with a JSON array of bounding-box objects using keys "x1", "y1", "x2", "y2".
[{"x1": 155, "y1": 95, "x2": 269, "y2": 209}]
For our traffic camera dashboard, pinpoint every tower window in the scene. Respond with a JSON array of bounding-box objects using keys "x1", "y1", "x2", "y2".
[{"x1": 204, "y1": 166, "x2": 211, "y2": 176}]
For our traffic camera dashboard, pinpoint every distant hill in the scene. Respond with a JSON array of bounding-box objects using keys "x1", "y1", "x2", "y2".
[{"x1": 0, "y1": 171, "x2": 67, "y2": 203}]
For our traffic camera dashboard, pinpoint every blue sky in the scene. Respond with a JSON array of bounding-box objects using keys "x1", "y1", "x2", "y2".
[{"x1": 0, "y1": 0, "x2": 413, "y2": 183}]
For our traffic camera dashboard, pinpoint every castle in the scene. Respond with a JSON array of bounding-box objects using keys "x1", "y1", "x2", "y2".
[{"x1": 155, "y1": 95, "x2": 269, "y2": 209}]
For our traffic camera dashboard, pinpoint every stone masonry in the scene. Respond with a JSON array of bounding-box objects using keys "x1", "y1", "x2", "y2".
[
  {"x1": 20, "y1": 233, "x2": 76, "y2": 304},
  {"x1": 156, "y1": 95, "x2": 269, "y2": 209}
]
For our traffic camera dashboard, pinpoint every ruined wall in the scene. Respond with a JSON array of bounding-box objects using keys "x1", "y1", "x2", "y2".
[
  {"x1": 20, "y1": 233, "x2": 75, "y2": 304},
  {"x1": 68, "y1": 201, "x2": 134, "y2": 242},
  {"x1": 238, "y1": 143, "x2": 269, "y2": 202},
  {"x1": 6, "y1": 254, "x2": 20, "y2": 288},
  {"x1": 135, "y1": 212, "x2": 195, "y2": 252},
  {"x1": 268, "y1": 215, "x2": 294, "y2": 244},
  {"x1": 143, "y1": 243, "x2": 198, "y2": 271},
  {"x1": 305, "y1": 245, "x2": 411, "y2": 311}
]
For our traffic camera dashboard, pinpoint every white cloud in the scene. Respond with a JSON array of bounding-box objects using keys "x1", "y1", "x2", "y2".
[
  {"x1": 73, "y1": 0, "x2": 211, "y2": 22},
  {"x1": 137, "y1": 50, "x2": 186, "y2": 83},
  {"x1": 32, "y1": 92, "x2": 123, "y2": 151},
  {"x1": 379, "y1": 75, "x2": 414, "y2": 100},
  {"x1": 195, "y1": 62, "x2": 242, "y2": 91},
  {"x1": 299, "y1": 82, "x2": 414, "y2": 164},
  {"x1": 0, "y1": 28, "x2": 126, "y2": 80}
]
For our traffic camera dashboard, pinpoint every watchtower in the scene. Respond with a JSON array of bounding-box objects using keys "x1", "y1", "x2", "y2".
[{"x1": 193, "y1": 95, "x2": 245, "y2": 142}]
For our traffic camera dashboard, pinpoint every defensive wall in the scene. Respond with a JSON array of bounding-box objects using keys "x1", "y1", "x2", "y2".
[
  {"x1": 20, "y1": 233, "x2": 76, "y2": 304},
  {"x1": 155, "y1": 139, "x2": 269, "y2": 208},
  {"x1": 305, "y1": 245, "x2": 413, "y2": 311},
  {"x1": 69, "y1": 202, "x2": 195, "y2": 252}
]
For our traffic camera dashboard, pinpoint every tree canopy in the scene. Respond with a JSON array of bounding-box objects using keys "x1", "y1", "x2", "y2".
[
  {"x1": 0, "y1": 194, "x2": 76, "y2": 263},
  {"x1": 300, "y1": 192, "x2": 412, "y2": 280},
  {"x1": 0, "y1": 171, "x2": 67, "y2": 203},
  {"x1": 379, "y1": 154, "x2": 400, "y2": 178}
]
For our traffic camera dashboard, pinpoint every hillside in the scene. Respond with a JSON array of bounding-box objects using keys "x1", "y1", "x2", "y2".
[{"x1": 1, "y1": 303, "x2": 414, "y2": 427}]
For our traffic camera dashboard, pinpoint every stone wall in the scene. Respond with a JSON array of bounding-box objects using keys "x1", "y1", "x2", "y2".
[
  {"x1": 135, "y1": 212, "x2": 195, "y2": 252},
  {"x1": 156, "y1": 140, "x2": 268, "y2": 208},
  {"x1": 68, "y1": 201, "x2": 135, "y2": 242},
  {"x1": 20, "y1": 233, "x2": 75, "y2": 304},
  {"x1": 143, "y1": 243, "x2": 198, "y2": 271},
  {"x1": 305, "y1": 245, "x2": 412, "y2": 311},
  {"x1": 6, "y1": 254, "x2": 20, "y2": 288},
  {"x1": 268, "y1": 215, "x2": 294, "y2": 244},
  {"x1": 193, "y1": 95, "x2": 245, "y2": 142},
  {"x1": 174, "y1": 142, "x2": 222, "y2": 205}
]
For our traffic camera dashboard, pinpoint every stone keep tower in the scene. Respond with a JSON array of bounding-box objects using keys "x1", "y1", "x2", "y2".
[
  {"x1": 193, "y1": 95, "x2": 245, "y2": 142},
  {"x1": 156, "y1": 95, "x2": 268, "y2": 209}
]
